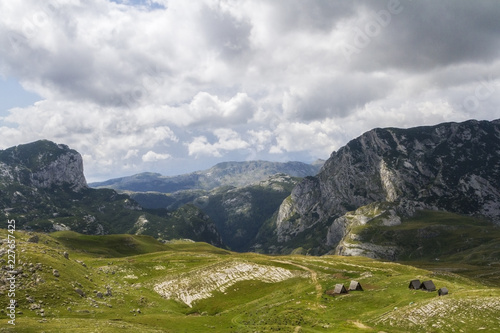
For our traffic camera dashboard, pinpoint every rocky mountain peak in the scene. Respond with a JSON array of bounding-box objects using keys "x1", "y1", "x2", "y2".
[
  {"x1": 0, "y1": 140, "x2": 87, "y2": 191},
  {"x1": 275, "y1": 119, "x2": 500, "y2": 253}
]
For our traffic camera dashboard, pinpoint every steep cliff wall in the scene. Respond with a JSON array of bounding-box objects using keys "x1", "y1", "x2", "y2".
[
  {"x1": 0, "y1": 140, "x2": 87, "y2": 191},
  {"x1": 275, "y1": 119, "x2": 500, "y2": 253}
]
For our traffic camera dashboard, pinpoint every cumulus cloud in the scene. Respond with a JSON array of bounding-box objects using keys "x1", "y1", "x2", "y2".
[
  {"x1": 169, "y1": 91, "x2": 257, "y2": 128},
  {"x1": 1, "y1": 0, "x2": 500, "y2": 180},
  {"x1": 270, "y1": 120, "x2": 343, "y2": 157},
  {"x1": 142, "y1": 150, "x2": 171, "y2": 162},
  {"x1": 187, "y1": 128, "x2": 250, "y2": 157}
]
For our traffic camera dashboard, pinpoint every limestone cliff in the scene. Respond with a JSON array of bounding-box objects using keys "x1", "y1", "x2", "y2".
[
  {"x1": 275, "y1": 119, "x2": 500, "y2": 254},
  {"x1": 0, "y1": 140, "x2": 87, "y2": 191}
]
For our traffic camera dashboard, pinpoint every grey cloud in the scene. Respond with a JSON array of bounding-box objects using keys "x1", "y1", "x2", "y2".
[
  {"x1": 266, "y1": 0, "x2": 358, "y2": 33},
  {"x1": 347, "y1": 0, "x2": 500, "y2": 71},
  {"x1": 198, "y1": 3, "x2": 253, "y2": 61},
  {"x1": 283, "y1": 75, "x2": 394, "y2": 121}
]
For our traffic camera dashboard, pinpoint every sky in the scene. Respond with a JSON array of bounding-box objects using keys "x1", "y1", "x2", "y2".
[{"x1": 1, "y1": 0, "x2": 500, "y2": 182}]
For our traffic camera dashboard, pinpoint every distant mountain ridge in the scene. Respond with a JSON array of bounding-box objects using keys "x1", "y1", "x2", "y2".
[{"x1": 90, "y1": 160, "x2": 324, "y2": 193}]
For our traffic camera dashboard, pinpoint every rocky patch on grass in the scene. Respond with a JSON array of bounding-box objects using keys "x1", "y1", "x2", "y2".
[
  {"x1": 374, "y1": 296, "x2": 500, "y2": 331},
  {"x1": 154, "y1": 261, "x2": 297, "y2": 307}
]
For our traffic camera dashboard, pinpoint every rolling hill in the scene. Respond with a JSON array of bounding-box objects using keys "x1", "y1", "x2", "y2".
[{"x1": 1, "y1": 229, "x2": 500, "y2": 332}]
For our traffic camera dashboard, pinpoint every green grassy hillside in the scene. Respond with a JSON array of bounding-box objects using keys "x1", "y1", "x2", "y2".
[
  {"x1": 351, "y1": 210, "x2": 500, "y2": 286},
  {"x1": 1, "y1": 229, "x2": 499, "y2": 332}
]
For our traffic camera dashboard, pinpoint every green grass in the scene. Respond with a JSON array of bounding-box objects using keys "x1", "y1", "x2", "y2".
[
  {"x1": 1, "y1": 229, "x2": 500, "y2": 332},
  {"x1": 357, "y1": 210, "x2": 500, "y2": 258},
  {"x1": 49, "y1": 231, "x2": 171, "y2": 257}
]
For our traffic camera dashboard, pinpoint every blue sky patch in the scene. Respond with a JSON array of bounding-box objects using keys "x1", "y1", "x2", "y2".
[
  {"x1": 109, "y1": 0, "x2": 166, "y2": 11},
  {"x1": 0, "y1": 78, "x2": 41, "y2": 117}
]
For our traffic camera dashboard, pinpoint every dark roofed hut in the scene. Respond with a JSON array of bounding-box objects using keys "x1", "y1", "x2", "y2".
[
  {"x1": 438, "y1": 287, "x2": 449, "y2": 296},
  {"x1": 333, "y1": 284, "x2": 348, "y2": 294},
  {"x1": 420, "y1": 280, "x2": 436, "y2": 292},
  {"x1": 409, "y1": 279, "x2": 421, "y2": 290},
  {"x1": 348, "y1": 280, "x2": 363, "y2": 291}
]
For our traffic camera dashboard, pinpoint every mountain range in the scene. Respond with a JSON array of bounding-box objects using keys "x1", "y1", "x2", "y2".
[
  {"x1": 88, "y1": 118, "x2": 500, "y2": 258},
  {"x1": 89, "y1": 160, "x2": 323, "y2": 192},
  {"x1": 2, "y1": 119, "x2": 500, "y2": 258}
]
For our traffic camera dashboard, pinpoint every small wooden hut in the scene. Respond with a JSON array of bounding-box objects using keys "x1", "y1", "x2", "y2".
[
  {"x1": 348, "y1": 280, "x2": 363, "y2": 291},
  {"x1": 438, "y1": 287, "x2": 449, "y2": 296},
  {"x1": 408, "y1": 279, "x2": 421, "y2": 290},
  {"x1": 333, "y1": 283, "x2": 348, "y2": 294},
  {"x1": 420, "y1": 280, "x2": 436, "y2": 292}
]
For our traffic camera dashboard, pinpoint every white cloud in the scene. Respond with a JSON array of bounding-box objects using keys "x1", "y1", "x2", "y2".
[
  {"x1": 187, "y1": 128, "x2": 250, "y2": 157},
  {"x1": 270, "y1": 120, "x2": 342, "y2": 157},
  {"x1": 171, "y1": 91, "x2": 256, "y2": 128},
  {"x1": 248, "y1": 129, "x2": 273, "y2": 152},
  {"x1": 142, "y1": 150, "x2": 171, "y2": 162},
  {"x1": 124, "y1": 149, "x2": 139, "y2": 159},
  {"x1": 187, "y1": 136, "x2": 221, "y2": 158}
]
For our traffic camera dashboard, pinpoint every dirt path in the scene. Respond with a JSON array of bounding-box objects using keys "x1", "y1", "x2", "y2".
[{"x1": 272, "y1": 260, "x2": 323, "y2": 299}]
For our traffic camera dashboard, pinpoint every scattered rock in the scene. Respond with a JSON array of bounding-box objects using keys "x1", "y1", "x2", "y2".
[
  {"x1": 63, "y1": 252, "x2": 69, "y2": 259},
  {"x1": 104, "y1": 286, "x2": 112, "y2": 297},
  {"x1": 27, "y1": 235, "x2": 39, "y2": 243},
  {"x1": 74, "y1": 288, "x2": 86, "y2": 297},
  {"x1": 52, "y1": 269, "x2": 60, "y2": 277},
  {"x1": 76, "y1": 260, "x2": 87, "y2": 268},
  {"x1": 30, "y1": 303, "x2": 41, "y2": 310},
  {"x1": 96, "y1": 292, "x2": 103, "y2": 299}
]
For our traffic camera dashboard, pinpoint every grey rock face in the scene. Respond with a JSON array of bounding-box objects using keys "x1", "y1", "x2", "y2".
[
  {"x1": 276, "y1": 119, "x2": 500, "y2": 251},
  {"x1": 0, "y1": 140, "x2": 87, "y2": 191},
  {"x1": 31, "y1": 151, "x2": 87, "y2": 191}
]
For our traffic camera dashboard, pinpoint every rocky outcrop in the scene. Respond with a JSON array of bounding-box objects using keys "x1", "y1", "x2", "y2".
[
  {"x1": 328, "y1": 202, "x2": 402, "y2": 259},
  {"x1": 31, "y1": 151, "x2": 87, "y2": 191},
  {"x1": 276, "y1": 119, "x2": 500, "y2": 253},
  {"x1": 0, "y1": 140, "x2": 87, "y2": 191},
  {"x1": 154, "y1": 260, "x2": 296, "y2": 307}
]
